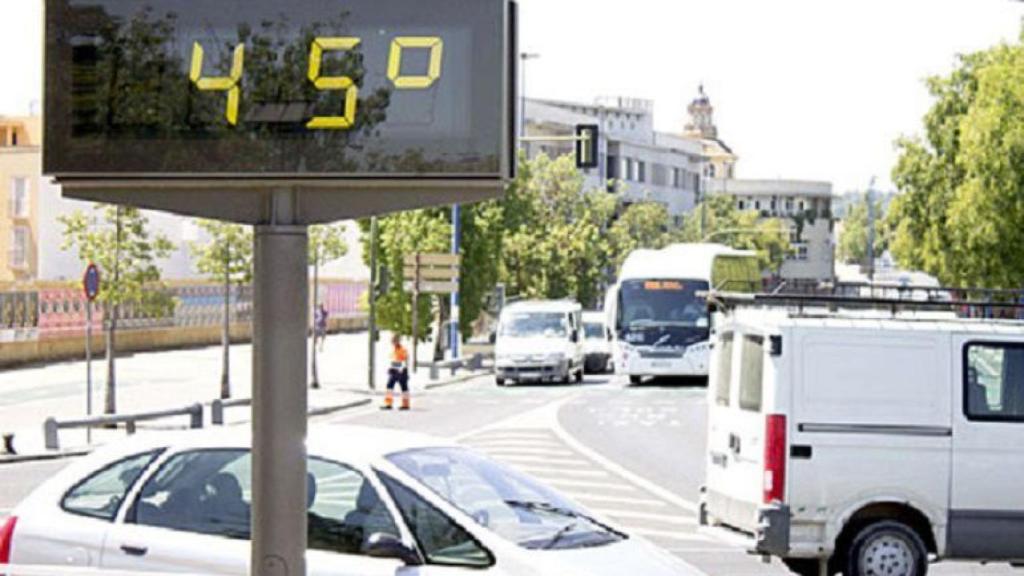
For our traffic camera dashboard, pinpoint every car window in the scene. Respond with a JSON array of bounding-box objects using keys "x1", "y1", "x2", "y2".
[
  {"x1": 714, "y1": 333, "x2": 734, "y2": 407},
  {"x1": 739, "y1": 335, "x2": 765, "y2": 412},
  {"x1": 965, "y1": 343, "x2": 1024, "y2": 421},
  {"x1": 379, "y1": 473, "x2": 492, "y2": 567},
  {"x1": 132, "y1": 449, "x2": 399, "y2": 555},
  {"x1": 62, "y1": 450, "x2": 161, "y2": 521}
]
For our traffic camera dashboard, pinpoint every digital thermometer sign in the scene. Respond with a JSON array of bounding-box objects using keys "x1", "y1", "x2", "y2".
[{"x1": 45, "y1": 0, "x2": 515, "y2": 180}]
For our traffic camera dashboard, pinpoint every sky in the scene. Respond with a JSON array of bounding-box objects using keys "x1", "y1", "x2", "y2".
[{"x1": 2, "y1": 0, "x2": 1022, "y2": 194}]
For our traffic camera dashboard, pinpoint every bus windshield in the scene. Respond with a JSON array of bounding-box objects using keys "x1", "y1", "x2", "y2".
[{"x1": 618, "y1": 279, "x2": 710, "y2": 332}]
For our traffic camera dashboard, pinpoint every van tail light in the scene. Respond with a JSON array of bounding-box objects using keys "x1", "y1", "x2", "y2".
[
  {"x1": 0, "y1": 516, "x2": 17, "y2": 564},
  {"x1": 763, "y1": 414, "x2": 787, "y2": 504}
]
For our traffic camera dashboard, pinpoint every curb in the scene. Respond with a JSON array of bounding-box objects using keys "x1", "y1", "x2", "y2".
[
  {"x1": 424, "y1": 370, "x2": 492, "y2": 390},
  {"x1": 307, "y1": 398, "x2": 373, "y2": 418}
]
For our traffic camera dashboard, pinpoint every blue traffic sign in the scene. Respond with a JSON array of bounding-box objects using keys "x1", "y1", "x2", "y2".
[{"x1": 83, "y1": 264, "x2": 100, "y2": 301}]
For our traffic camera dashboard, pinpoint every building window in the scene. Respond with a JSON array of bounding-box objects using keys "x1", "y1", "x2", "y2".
[
  {"x1": 708, "y1": 164, "x2": 717, "y2": 178},
  {"x1": 738, "y1": 200, "x2": 746, "y2": 211},
  {"x1": 785, "y1": 198, "x2": 794, "y2": 213},
  {"x1": 10, "y1": 226, "x2": 28, "y2": 268},
  {"x1": 637, "y1": 161, "x2": 646, "y2": 183},
  {"x1": 607, "y1": 155, "x2": 619, "y2": 180},
  {"x1": 10, "y1": 177, "x2": 28, "y2": 218},
  {"x1": 798, "y1": 200, "x2": 805, "y2": 212},
  {"x1": 787, "y1": 243, "x2": 809, "y2": 261}
]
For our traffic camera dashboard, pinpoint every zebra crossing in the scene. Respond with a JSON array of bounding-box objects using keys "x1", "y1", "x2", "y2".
[{"x1": 459, "y1": 426, "x2": 723, "y2": 555}]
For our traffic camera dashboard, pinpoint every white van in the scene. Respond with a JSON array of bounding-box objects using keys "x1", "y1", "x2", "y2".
[
  {"x1": 494, "y1": 300, "x2": 584, "y2": 386},
  {"x1": 701, "y1": 296, "x2": 1024, "y2": 576}
]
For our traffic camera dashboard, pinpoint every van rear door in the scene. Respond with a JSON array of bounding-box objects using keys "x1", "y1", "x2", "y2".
[{"x1": 706, "y1": 330, "x2": 770, "y2": 532}]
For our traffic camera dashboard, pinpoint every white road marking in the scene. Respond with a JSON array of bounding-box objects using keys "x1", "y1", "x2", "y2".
[
  {"x1": 574, "y1": 493, "x2": 665, "y2": 507},
  {"x1": 477, "y1": 446, "x2": 577, "y2": 458},
  {"x1": 466, "y1": 438, "x2": 567, "y2": 449},
  {"x1": 506, "y1": 464, "x2": 612, "y2": 479},
  {"x1": 630, "y1": 527, "x2": 712, "y2": 542},
  {"x1": 543, "y1": 477, "x2": 636, "y2": 492},
  {"x1": 483, "y1": 453, "x2": 591, "y2": 467}
]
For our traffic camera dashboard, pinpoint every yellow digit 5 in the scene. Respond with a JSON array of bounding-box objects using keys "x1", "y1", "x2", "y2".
[
  {"x1": 189, "y1": 42, "x2": 245, "y2": 126},
  {"x1": 388, "y1": 37, "x2": 444, "y2": 89},
  {"x1": 307, "y1": 37, "x2": 361, "y2": 130}
]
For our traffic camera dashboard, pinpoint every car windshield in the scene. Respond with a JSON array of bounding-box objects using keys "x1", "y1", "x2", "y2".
[
  {"x1": 618, "y1": 279, "x2": 710, "y2": 331},
  {"x1": 584, "y1": 322, "x2": 604, "y2": 339},
  {"x1": 499, "y1": 312, "x2": 568, "y2": 338},
  {"x1": 386, "y1": 447, "x2": 624, "y2": 550}
]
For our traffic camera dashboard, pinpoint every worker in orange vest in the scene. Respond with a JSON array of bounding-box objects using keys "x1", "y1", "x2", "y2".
[{"x1": 382, "y1": 333, "x2": 411, "y2": 410}]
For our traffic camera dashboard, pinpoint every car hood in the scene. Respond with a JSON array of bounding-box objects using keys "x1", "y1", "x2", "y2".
[{"x1": 527, "y1": 537, "x2": 702, "y2": 575}]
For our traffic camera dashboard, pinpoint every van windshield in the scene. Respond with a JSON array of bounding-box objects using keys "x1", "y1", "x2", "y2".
[
  {"x1": 583, "y1": 322, "x2": 604, "y2": 339},
  {"x1": 499, "y1": 312, "x2": 567, "y2": 338}
]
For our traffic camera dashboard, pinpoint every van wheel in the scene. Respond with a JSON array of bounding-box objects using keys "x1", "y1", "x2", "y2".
[
  {"x1": 629, "y1": 375, "x2": 642, "y2": 385},
  {"x1": 844, "y1": 520, "x2": 928, "y2": 576},
  {"x1": 574, "y1": 368, "x2": 584, "y2": 383},
  {"x1": 495, "y1": 377, "x2": 507, "y2": 387},
  {"x1": 782, "y1": 558, "x2": 827, "y2": 576}
]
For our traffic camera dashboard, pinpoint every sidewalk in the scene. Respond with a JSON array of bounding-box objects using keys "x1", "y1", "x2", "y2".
[{"x1": 0, "y1": 330, "x2": 488, "y2": 461}]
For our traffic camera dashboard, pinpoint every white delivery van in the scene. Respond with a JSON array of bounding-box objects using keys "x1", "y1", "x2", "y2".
[
  {"x1": 494, "y1": 300, "x2": 585, "y2": 386},
  {"x1": 583, "y1": 310, "x2": 612, "y2": 374},
  {"x1": 701, "y1": 295, "x2": 1024, "y2": 576}
]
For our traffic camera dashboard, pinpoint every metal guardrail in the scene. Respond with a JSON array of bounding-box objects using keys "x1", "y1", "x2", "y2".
[
  {"x1": 210, "y1": 397, "x2": 252, "y2": 425},
  {"x1": 427, "y1": 353, "x2": 487, "y2": 380},
  {"x1": 43, "y1": 403, "x2": 203, "y2": 451}
]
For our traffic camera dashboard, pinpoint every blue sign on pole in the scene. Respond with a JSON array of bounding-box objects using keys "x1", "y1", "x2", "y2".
[{"x1": 83, "y1": 263, "x2": 101, "y2": 301}]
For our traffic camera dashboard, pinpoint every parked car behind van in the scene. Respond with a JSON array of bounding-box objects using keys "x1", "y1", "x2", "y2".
[
  {"x1": 701, "y1": 298, "x2": 1024, "y2": 576},
  {"x1": 494, "y1": 301, "x2": 584, "y2": 386},
  {"x1": 582, "y1": 311, "x2": 612, "y2": 374}
]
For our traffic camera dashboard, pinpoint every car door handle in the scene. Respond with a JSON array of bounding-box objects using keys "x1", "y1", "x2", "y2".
[{"x1": 120, "y1": 544, "x2": 148, "y2": 557}]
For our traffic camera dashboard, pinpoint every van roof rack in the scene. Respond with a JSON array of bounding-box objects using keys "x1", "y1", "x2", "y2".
[{"x1": 705, "y1": 289, "x2": 1024, "y2": 318}]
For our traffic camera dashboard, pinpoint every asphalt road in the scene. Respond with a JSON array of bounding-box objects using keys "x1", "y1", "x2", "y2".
[{"x1": 0, "y1": 372, "x2": 1018, "y2": 575}]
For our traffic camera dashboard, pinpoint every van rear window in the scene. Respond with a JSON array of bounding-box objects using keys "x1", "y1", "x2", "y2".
[
  {"x1": 714, "y1": 333, "x2": 734, "y2": 406},
  {"x1": 739, "y1": 335, "x2": 765, "y2": 412}
]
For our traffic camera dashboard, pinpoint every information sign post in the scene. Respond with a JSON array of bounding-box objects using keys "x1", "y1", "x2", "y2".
[{"x1": 82, "y1": 263, "x2": 100, "y2": 443}]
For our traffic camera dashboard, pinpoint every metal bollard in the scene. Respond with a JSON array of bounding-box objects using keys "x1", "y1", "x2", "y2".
[
  {"x1": 212, "y1": 399, "x2": 224, "y2": 426},
  {"x1": 430, "y1": 363, "x2": 440, "y2": 380},
  {"x1": 2, "y1": 433, "x2": 15, "y2": 455},
  {"x1": 126, "y1": 420, "x2": 136, "y2": 435},
  {"x1": 44, "y1": 418, "x2": 59, "y2": 451},
  {"x1": 189, "y1": 403, "x2": 204, "y2": 429},
  {"x1": 470, "y1": 354, "x2": 483, "y2": 371}
]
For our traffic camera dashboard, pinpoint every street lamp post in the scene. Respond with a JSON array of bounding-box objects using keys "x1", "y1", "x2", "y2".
[{"x1": 519, "y1": 52, "x2": 540, "y2": 142}]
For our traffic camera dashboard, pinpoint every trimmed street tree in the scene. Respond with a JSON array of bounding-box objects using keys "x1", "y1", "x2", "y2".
[
  {"x1": 837, "y1": 195, "x2": 888, "y2": 266},
  {"x1": 308, "y1": 223, "x2": 349, "y2": 388},
  {"x1": 60, "y1": 205, "x2": 174, "y2": 414},
  {"x1": 189, "y1": 220, "x2": 253, "y2": 399},
  {"x1": 676, "y1": 194, "x2": 791, "y2": 274}
]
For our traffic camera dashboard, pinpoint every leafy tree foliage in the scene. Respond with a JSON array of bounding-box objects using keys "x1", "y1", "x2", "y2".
[
  {"x1": 888, "y1": 35, "x2": 1024, "y2": 288},
  {"x1": 675, "y1": 195, "x2": 791, "y2": 273},
  {"x1": 837, "y1": 195, "x2": 888, "y2": 265},
  {"x1": 60, "y1": 205, "x2": 174, "y2": 414}
]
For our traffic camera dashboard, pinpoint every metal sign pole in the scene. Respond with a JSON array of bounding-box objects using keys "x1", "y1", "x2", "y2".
[
  {"x1": 450, "y1": 205, "x2": 461, "y2": 359},
  {"x1": 85, "y1": 302, "x2": 92, "y2": 444},
  {"x1": 251, "y1": 192, "x2": 307, "y2": 576},
  {"x1": 411, "y1": 254, "x2": 420, "y2": 370}
]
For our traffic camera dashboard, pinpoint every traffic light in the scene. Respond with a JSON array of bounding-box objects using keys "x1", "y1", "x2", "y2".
[{"x1": 575, "y1": 124, "x2": 599, "y2": 169}]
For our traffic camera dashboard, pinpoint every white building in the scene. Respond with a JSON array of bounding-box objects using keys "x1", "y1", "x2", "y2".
[
  {"x1": 524, "y1": 96, "x2": 707, "y2": 220},
  {"x1": 707, "y1": 178, "x2": 835, "y2": 287}
]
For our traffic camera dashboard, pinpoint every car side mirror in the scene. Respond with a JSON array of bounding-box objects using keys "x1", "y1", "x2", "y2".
[{"x1": 365, "y1": 532, "x2": 421, "y2": 566}]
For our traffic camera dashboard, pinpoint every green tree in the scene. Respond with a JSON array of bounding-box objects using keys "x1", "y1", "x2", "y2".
[
  {"x1": 676, "y1": 195, "x2": 791, "y2": 273},
  {"x1": 308, "y1": 223, "x2": 349, "y2": 388},
  {"x1": 60, "y1": 205, "x2": 174, "y2": 414},
  {"x1": 189, "y1": 220, "x2": 253, "y2": 399},
  {"x1": 888, "y1": 34, "x2": 1024, "y2": 289},
  {"x1": 607, "y1": 201, "x2": 673, "y2": 276},
  {"x1": 837, "y1": 195, "x2": 888, "y2": 266}
]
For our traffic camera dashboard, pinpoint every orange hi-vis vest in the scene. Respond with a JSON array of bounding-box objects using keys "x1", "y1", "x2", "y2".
[{"x1": 391, "y1": 345, "x2": 409, "y2": 370}]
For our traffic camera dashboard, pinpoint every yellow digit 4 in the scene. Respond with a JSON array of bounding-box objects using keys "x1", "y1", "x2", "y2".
[
  {"x1": 307, "y1": 37, "x2": 361, "y2": 130},
  {"x1": 388, "y1": 37, "x2": 444, "y2": 89},
  {"x1": 189, "y1": 42, "x2": 245, "y2": 125}
]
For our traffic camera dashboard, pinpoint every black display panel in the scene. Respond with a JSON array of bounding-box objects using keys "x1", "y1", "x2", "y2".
[{"x1": 45, "y1": 0, "x2": 512, "y2": 178}]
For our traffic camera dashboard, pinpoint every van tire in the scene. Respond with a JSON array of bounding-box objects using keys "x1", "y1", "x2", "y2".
[
  {"x1": 495, "y1": 377, "x2": 507, "y2": 387},
  {"x1": 782, "y1": 558, "x2": 827, "y2": 576},
  {"x1": 574, "y1": 368, "x2": 584, "y2": 383},
  {"x1": 629, "y1": 375, "x2": 642, "y2": 385},
  {"x1": 844, "y1": 520, "x2": 928, "y2": 576}
]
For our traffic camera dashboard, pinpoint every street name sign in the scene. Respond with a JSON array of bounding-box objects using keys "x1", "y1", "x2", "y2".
[
  {"x1": 403, "y1": 252, "x2": 460, "y2": 294},
  {"x1": 45, "y1": 0, "x2": 518, "y2": 223}
]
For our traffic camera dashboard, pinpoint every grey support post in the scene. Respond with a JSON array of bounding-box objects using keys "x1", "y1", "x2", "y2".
[{"x1": 251, "y1": 191, "x2": 308, "y2": 576}]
